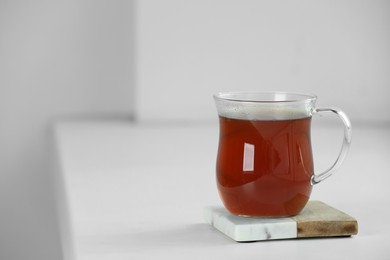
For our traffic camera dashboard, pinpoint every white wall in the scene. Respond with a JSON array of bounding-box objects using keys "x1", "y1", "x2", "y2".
[
  {"x1": 0, "y1": 1, "x2": 134, "y2": 259},
  {"x1": 136, "y1": 0, "x2": 390, "y2": 123}
]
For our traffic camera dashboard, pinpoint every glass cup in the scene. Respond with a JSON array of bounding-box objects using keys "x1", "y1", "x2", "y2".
[{"x1": 214, "y1": 92, "x2": 352, "y2": 217}]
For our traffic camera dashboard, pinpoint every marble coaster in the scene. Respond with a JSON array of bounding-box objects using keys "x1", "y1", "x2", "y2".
[{"x1": 204, "y1": 201, "x2": 358, "y2": 242}]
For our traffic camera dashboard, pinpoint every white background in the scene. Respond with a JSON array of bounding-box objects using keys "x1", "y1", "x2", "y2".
[
  {"x1": 0, "y1": 1, "x2": 134, "y2": 260},
  {"x1": 0, "y1": 1, "x2": 389, "y2": 259},
  {"x1": 136, "y1": 0, "x2": 390, "y2": 123}
]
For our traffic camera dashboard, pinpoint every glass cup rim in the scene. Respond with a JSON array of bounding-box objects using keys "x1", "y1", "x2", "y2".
[{"x1": 214, "y1": 91, "x2": 317, "y2": 103}]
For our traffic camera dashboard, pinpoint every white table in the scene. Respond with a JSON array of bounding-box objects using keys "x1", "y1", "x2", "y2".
[{"x1": 53, "y1": 120, "x2": 390, "y2": 260}]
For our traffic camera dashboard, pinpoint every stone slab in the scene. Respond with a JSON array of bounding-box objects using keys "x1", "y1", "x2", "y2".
[{"x1": 204, "y1": 201, "x2": 358, "y2": 242}]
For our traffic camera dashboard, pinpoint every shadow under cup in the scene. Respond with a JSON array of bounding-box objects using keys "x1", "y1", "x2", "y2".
[{"x1": 214, "y1": 92, "x2": 317, "y2": 217}]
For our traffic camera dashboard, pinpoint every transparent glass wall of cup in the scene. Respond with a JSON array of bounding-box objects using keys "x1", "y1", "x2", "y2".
[{"x1": 214, "y1": 92, "x2": 352, "y2": 217}]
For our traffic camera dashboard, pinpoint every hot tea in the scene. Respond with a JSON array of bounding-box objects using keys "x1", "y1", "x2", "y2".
[
  {"x1": 214, "y1": 91, "x2": 351, "y2": 217},
  {"x1": 216, "y1": 116, "x2": 313, "y2": 217}
]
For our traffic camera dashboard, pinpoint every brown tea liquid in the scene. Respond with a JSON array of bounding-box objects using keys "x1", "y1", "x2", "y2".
[{"x1": 216, "y1": 116, "x2": 314, "y2": 217}]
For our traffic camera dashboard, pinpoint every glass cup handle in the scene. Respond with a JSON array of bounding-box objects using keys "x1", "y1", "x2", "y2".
[{"x1": 311, "y1": 107, "x2": 352, "y2": 185}]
